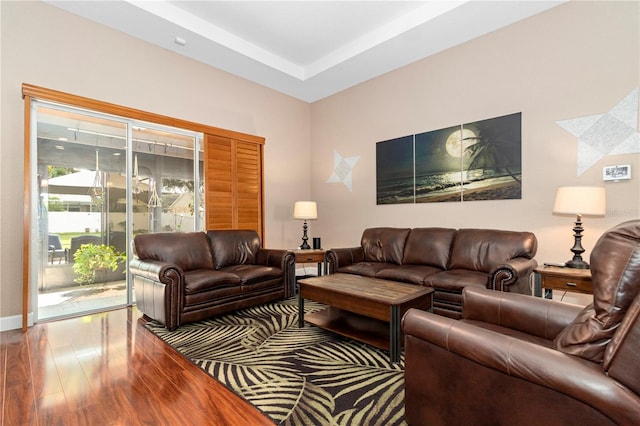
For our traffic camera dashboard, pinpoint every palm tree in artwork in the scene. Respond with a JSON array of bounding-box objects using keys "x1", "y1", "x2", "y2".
[{"x1": 462, "y1": 136, "x2": 521, "y2": 183}]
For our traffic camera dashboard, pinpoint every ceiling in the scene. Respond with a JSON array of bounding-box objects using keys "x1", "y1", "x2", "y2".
[{"x1": 45, "y1": 1, "x2": 566, "y2": 103}]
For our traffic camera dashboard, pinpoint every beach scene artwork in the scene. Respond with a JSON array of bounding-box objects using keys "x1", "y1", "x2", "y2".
[
  {"x1": 377, "y1": 112, "x2": 522, "y2": 204},
  {"x1": 376, "y1": 135, "x2": 415, "y2": 204}
]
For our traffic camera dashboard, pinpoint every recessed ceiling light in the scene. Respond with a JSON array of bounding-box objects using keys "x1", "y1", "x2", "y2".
[
  {"x1": 58, "y1": 137, "x2": 68, "y2": 141},
  {"x1": 55, "y1": 145, "x2": 64, "y2": 150}
]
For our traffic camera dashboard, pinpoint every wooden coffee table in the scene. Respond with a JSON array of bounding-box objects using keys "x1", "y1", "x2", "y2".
[{"x1": 297, "y1": 273, "x2": 434, "y2": 363}]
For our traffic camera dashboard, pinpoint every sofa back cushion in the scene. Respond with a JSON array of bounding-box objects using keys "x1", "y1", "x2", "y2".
[
  {"x1": 402, "y1": 228, "x2": 456, "y2": 269},
  {"x1": 207, "y1": 230, "x2": 261, "y2": 269},
  {"x1": 553, "y1": 220, "x2": 640, "y2": 364},
  {"x1": 449, "y1": 229, "x2": 537, "y2": 272},
  {"x1": 361, "y1": 227, "x2": 410, "y2": 265},
  {"x1": 133, "y1": 232, "x2": 213, "y2": 271}
]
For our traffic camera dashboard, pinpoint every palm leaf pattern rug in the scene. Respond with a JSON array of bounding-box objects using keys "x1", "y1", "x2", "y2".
[{"x1": 145, "y1": 298, "x2": 406, "y2": 425}]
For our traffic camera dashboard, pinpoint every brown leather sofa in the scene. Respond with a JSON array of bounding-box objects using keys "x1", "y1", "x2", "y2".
[
  {"x1": 326, "y1": 227, "x2": 538, "y2": 318},
  {"x1": 402, "y1": 220, "x2": 640, "y2": 425},
  {"x1": 130, "y1": 230, "x2": 295, "y2": 330}
]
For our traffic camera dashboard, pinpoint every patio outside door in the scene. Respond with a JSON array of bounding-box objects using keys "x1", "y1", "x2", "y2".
[{"x1": 31, "y1": 102, "x2": 203, "y2": 321}]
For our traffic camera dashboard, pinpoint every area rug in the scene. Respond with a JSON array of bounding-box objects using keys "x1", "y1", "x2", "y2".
[{"x1": 145, "y1": 298, "x2": 406, "y2": 425}]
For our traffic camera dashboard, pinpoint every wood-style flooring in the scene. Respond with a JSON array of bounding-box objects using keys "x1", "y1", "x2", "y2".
[{"x1": 0, "y1": 307, "x2": 273, "y2": 425}]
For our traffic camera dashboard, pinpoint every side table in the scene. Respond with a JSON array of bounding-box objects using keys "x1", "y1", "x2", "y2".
[
  {"x1": 293, "y1": 248, "x2": 327, "y2": 276},
  {"x1": 292, "y1": 249, "x2": 327, "y2": 295},
  {"x1": 533, "y1": 265, "x2": 593, "y2": 299}
]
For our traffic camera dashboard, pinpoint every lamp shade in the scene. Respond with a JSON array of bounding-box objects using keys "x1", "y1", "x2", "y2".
[
  {"x1": 552, "y1": 186, "x2": 606, "y2": 216},
  {"x1": 293, "y1": 201, "x2": 317, "y2": 220}
]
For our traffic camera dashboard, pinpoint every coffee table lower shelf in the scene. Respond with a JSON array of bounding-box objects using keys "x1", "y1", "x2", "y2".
[{"x1": 304, "y1": 306, "x2": 392, "y2": 352}]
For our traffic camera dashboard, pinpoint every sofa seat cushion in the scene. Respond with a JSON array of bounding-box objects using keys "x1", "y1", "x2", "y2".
[
  {"x1": 184, "y1": 287, "x2": 244, "y2": 308},
  {"x1": 377, "y1": 264, "x2": 443, "y2": 285},
  {"x1": 425, "y1": 269, "x2": 488, "y2": 292},
  {"x1": 183, "y1": 269, "x2": 242, "y2": 295},
  {"x1": 241, "y1": 279, "x2": 284, "y2": 295},
  {"x1": 338, "y1": 262, "x2": 398, "y2": 277},
  {"x1": 221, "y1": 264, "x2": 283, "y2": 285}
]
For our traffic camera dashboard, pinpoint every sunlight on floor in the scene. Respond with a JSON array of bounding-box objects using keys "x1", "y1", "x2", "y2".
[{"x1": 38, "y1": 280, "x2": 130, "y2": 321}]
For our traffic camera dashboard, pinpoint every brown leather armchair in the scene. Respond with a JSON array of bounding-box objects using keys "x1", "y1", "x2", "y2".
[{"x1": 402, "y1": 220, "x2": 640, "y2": 425}]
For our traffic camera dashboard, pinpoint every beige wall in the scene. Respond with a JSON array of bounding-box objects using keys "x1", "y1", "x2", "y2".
[
  {"x1": 0, "y1": 1, "x2": 311, "y2": 327},
  {"x1": 1, "y1": 1, "x2": 638, "y2": 328},
  {"x1": 309, "y1": 0, "x2": 639, "y2": 300}
]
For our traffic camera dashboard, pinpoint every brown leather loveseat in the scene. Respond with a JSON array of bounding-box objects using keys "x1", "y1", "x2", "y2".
[
  {"x1": 402, "y1": 220, "x2": 640, "y2": 425},
  {"x1": 326, "y1": 227, "x2": 538, "y2": 318},
  {"x1": 130, "y1": 230, "x2": 295, "y2": 330}
]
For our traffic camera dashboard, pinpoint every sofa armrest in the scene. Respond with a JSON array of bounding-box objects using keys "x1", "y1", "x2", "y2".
[
  {"x1": 488, "y1": 257, "x2": 538, "y2": 293},
  {"x1": 463, "y1": 287, "x2": 584, "y2": 340},
  {"x1": 325, "y1": 247, "x2": 364, "y2": 274},
  {"x1": 129, "y1": 258, "x2": 184, "y2": 330},
  {"x1": 129, "y1": 258, "x2": 184, "y2": 282},
  {"x1": 402, "y1": 309, "x2": 640, "y2": 425},
  {"x1": 256, "y1": 249, "x2": 296, "y2": 298}
]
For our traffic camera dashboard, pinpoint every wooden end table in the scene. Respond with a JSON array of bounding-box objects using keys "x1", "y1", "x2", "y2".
[
  {"x1": 533, "y1": 265, "x2": 593, "y2": 298},
  {"x1": 293, "y1": 248, "x2": 327, "y2": 276},
  {"x1": 292, "y1": 248, "x2": 327, "y2": 295},
  {"x1": 297, "y1": 273, "x2": 434, "y2": 363}
]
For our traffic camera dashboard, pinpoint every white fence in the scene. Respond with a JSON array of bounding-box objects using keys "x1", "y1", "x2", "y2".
[{"x1": 48, "y1": 212, "x2": 197, "y2": 233}]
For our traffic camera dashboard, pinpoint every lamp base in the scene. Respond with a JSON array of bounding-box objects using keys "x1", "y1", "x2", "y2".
[
  {"x1": 299, "y1": 220, "x2": 310, "y2": 250},
  {"x1": 565, "y1": 259, "x2": 590, "y2": 269},
  {"x1": 565, "y1": 214, "x2": 589, "y2": 269}
]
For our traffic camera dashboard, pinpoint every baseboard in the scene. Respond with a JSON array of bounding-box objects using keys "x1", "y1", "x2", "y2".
[{"x1": 0, "y1": 312, "x2": 33, "y2": 332}]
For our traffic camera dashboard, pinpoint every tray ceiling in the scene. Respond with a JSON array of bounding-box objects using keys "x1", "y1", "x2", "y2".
[{"x1": 45, "y1": 1, "x2": 566, "y2": 102}]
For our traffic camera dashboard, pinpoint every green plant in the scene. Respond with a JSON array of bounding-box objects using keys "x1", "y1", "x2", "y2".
[{"x1": 73, "y1": 243, "x2": 126, "y2": 285}]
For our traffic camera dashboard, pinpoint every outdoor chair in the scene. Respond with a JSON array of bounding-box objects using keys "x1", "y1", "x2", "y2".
[{"x1": 48, "y1": 234, "x2": 67, "y2": 263}]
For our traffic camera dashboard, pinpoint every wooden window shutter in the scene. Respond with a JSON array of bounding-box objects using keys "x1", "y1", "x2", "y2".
[{"x1": 204, "y1": 134, "x2": 264, "y2": 240}]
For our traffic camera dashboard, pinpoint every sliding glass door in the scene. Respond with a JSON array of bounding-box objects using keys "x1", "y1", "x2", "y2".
[{"x1": 31, "y1": 102, "x2": 202, "y2": 321}]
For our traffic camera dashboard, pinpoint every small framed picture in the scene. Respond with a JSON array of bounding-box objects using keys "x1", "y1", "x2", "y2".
[{"x1": 603, "y1": 164, "x2": 631, "y2": 181}]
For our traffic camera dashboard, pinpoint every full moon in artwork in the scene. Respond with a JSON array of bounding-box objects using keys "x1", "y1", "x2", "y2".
[{"x1": 445, "y1": 128, "x2": 476, "y2": 157}]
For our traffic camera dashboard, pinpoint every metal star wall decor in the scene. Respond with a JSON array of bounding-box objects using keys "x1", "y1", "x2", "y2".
[
  {"x1": 327, "y1": 150, "x2": 360, "y2": 192},
  {"x1": 556, "y1": 88, "x2": 639, "y2": 175}
]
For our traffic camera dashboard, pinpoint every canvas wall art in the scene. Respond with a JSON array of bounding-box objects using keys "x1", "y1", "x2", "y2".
[
  {"x1": 377, "y1": 112, "x2": 522, "y2": 204},
  {"x1": 376, "y1": 136, "x2": 414, "y2": 204}
]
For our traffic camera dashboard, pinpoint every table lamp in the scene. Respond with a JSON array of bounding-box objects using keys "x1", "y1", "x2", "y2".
[
  {"x1": 552, "y1": 186, "x2": 606, "y2": 269},
  {"x1": 293, "y1": 201, "x2": 317, "y2": 249}
]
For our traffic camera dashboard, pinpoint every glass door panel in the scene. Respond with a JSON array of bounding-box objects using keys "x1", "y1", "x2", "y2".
[
  {"x1": 32, "y1": 103, "x2": 204, "y2": 322},
  {"x1": 130, "y1": 126, "x2": 202, "y2": 235},
  {"x1": 36, "y1": 106, "x2": 128, "y2": 320}
]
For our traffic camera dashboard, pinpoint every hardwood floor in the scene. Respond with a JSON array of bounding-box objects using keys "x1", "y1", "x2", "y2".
[{"x1": 0, "y1": 307, "x2": 273, "y2": 425}]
